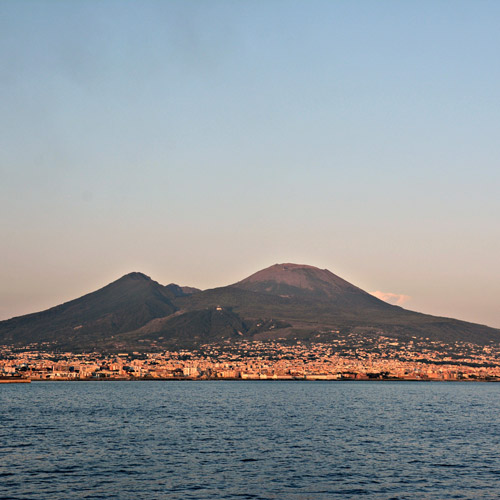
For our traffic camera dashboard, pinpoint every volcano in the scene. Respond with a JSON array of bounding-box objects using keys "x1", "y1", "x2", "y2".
[
  {"x1": 232, "y1": 263, "x2": 391, "y2": 308},
  {"x1": 0, "y1": 263, "x2": 499, "y2": 351}
]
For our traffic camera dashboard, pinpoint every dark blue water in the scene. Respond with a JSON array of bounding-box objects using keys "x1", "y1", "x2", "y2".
[{"x1": 1, "y1": 381, "x2": 500, "y2": 499}]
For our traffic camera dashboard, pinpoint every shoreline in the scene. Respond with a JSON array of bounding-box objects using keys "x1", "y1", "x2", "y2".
[{"x1": 11, "y1": 377, "x2": 500, "y2": 383}]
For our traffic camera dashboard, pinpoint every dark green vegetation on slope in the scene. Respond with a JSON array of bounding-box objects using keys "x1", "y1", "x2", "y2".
[{"x1": 0, "y1": 264, "x2": 499, "y2": 352}]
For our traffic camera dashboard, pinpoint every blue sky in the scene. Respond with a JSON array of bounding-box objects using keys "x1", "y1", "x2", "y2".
[{"x1": 1, "y1": 0, "x2": 499, "y2": 327}]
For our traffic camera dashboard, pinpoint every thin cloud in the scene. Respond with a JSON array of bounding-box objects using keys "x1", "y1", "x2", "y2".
[{"x1": 371, "y1": 291, "x2": 411, "y2": 306}]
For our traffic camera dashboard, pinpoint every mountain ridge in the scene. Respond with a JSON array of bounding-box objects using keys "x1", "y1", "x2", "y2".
[{"x1": 0, "y1": 263, "x2": 499, "y2": 351}]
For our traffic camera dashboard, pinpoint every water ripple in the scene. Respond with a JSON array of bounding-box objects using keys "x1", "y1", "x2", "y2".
[{"x1": 1, "y1": 381, "x2": 500, "y2": 499}]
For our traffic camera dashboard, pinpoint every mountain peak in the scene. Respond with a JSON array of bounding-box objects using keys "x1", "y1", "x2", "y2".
[
  {"x1": 268, "y1": 263, "x2": 325, "y2": 272},
  {"x1": 120, "y1": 272, "x2": 152, "y2": 281},
  {"x1": 233, "y1": 262, "x2": 368, "y2": 301},
  {"x1": 237, "y1": 263, "x2": 346, "y2": 288},
  {"x1": 242, "y1": 263, "x2": 327, "y2": 280}
]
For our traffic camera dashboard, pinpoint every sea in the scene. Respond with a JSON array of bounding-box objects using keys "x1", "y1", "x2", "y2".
[{"x1": 1, "y1": 381, "x2": 500, "y2": 499}]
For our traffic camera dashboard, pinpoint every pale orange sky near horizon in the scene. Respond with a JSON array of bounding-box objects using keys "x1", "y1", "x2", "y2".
[{"x1": 1, "y1": 1, "x2": 499, "y2": 328}]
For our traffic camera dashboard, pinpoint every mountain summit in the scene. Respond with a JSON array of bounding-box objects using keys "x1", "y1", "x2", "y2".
[
  {"x1": 234, "y1": 263, "x2": 368, "y2": 300},
  {"x1": 232, "y1": 263, "x2": 388, "y2": 312}
]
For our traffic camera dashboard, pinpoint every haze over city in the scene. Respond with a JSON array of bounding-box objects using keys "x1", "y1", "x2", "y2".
[{"x1": 1, "y1": 0, "x2": 499, "y2": 327}]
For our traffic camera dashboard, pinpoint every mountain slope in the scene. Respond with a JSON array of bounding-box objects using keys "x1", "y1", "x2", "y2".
[
  {"x1": 0, "y1": 272, "x2": 177, "y2": 349},
  {"x1": 176, "y1": 264, "x2": 500, "y2": 345},
  {"x1": 165, "y1": 283, "x2": 202, "y2": 297},
  {"x1": 233, "y1": 263, "x2": 392, "y2": 309}
]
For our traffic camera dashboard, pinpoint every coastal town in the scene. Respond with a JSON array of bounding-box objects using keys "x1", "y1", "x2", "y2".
[{"x1": 2, "y1": 332, "x2": 500, "y2": 382}]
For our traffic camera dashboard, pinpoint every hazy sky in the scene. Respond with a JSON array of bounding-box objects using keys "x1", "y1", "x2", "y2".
[{"x1": 1, "y1": 0, "x2": 499, "y2": 327}]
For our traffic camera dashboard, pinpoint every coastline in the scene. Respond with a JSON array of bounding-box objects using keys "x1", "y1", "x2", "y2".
[
  {"x1": 11, "y1": 376, "x2": 500, "y2": 383},
  {"x1": 0, "y1": 378, "x2": 31, "y2": 383}
]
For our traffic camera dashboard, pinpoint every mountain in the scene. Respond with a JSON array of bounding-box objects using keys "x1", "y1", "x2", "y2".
[
  {"x1": 0, "y1": 272, "x2": 177, "y2": 350},
  {"x1": 233, "y1": 263, "x2": 390, "y2": 308},
  {"x1": 0, "y1": 263, "x2": 499, "y2": 351},
  {"x1": 173, "y1": 263, "x2": 500, "y2": 345}
]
